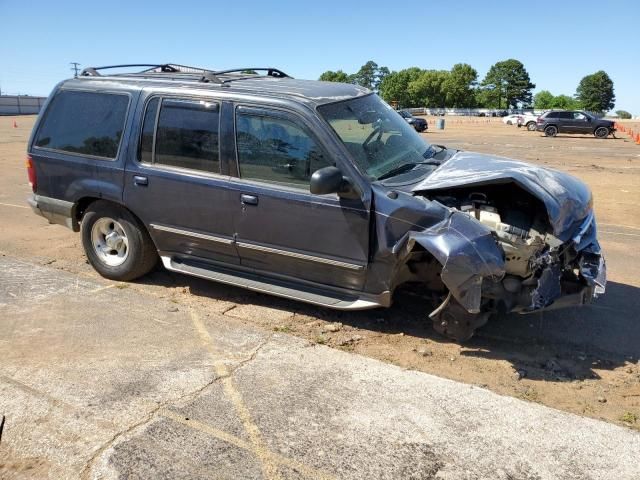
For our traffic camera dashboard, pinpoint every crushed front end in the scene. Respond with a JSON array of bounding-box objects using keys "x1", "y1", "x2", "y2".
[{"x1": 402, "y1": 152, "x2": 607, "y2": 340}]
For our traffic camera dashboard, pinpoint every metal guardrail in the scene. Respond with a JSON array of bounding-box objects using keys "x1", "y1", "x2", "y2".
[{"x1": 0, "y1": 95, "x2": 47, "y2": 115}]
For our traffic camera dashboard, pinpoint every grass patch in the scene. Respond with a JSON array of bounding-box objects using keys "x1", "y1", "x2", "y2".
[{"x1": 620, "y1": 411, "x2": 638, "y2": 424}]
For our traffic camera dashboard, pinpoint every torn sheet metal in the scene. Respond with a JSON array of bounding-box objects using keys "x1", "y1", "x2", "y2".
[
  {"x1": 369, "y1": 186, "x2": 505, "y2": 312},
  {"x1": 409, "y1": 212, "x2": 506, "y2": 312}
]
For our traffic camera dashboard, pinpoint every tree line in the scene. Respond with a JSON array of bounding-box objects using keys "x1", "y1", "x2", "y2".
[{"x1": 319, "y1": 60, "x2": 617, "y2": 114}]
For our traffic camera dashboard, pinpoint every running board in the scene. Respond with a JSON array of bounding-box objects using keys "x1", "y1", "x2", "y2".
[{"x1": 160, "y1": 256, "x2": 388, "y2": 310}]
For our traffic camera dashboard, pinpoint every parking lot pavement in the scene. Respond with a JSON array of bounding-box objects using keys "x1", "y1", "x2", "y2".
[{"x1": 1, "y1": 256, "x2": 639, "y2": 480}]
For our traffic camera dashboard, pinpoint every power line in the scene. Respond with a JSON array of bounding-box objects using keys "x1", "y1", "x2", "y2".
[{"x1": 70, "y1": 62, "x2": 81, "y2": 77}]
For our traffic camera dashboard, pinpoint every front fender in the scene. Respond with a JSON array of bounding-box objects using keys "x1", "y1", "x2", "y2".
[{"x1": 409, "y1": 212, "x2": 506, "y2": 312}]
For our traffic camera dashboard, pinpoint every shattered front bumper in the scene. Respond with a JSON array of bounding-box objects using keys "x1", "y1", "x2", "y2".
[{"x1": 527, "y1": 253, "x2": 606, "y2": 312}]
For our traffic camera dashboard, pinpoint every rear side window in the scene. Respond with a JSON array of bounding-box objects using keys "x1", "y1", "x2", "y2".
[
  {"x1": 35, "y1": 90, "x2": 129, "y2": 159},
  {"x1": 139, "y1": 97, "x2": 220, "y2": 173},
  {"x1": 557, "y1": 112, "x2": 572, "y2": 119}
]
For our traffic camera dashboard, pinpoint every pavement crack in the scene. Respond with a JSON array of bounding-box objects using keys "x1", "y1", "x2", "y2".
[
  {"x1": 80, "y1": 403, "x2": 162, "y2": 480},
  {"x1": 227, "y1": 333, "x2": 274, "y2": 376}
]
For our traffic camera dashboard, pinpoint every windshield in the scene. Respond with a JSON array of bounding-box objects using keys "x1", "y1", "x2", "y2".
[{"x1": 318, "y1": 94, "x2": 434, "y2": 181}]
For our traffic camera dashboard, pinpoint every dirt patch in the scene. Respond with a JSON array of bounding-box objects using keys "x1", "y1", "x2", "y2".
[{"x1": 1, "y1": 115, "x2": 639, "y2": 431}]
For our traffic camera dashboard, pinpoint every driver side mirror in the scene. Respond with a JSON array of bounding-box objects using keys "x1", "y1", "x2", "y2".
[{"x1": 310, "y1": 166, "x2": 360, "y2": 199}]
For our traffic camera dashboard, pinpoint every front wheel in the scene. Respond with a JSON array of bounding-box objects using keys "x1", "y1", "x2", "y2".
[
  {"x1": 506, "y1": 120, "x2": 513, "y2": 125},
  {"x1": 594, "y1": 126, "x2": 609, "y2": 138},
  {"x1": 81, "y1": 201, "x2": 157, "y2": 281},
  {"x1": 526, "y1": 121, "x2": 537, "y2": 131},
  {"x1": 544, "y1": 125, "x2": 558, "y2": 137},
  {"x1": 429, "y1": 293, "x2": 490, "y2": 342}
]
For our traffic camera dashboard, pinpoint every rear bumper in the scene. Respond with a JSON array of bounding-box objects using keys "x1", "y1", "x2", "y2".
[{"x1": 28, "y1": 194, "x2": 78, "y2": 231}]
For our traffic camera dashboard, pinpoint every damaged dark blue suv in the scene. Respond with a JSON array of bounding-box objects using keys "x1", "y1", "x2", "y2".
[{"x1": 27, "y1": 64, "x2": 606, "y2": 340}]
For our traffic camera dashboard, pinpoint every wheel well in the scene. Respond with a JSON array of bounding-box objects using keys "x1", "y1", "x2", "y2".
[
  {"x1": 74, "y1": 198, "x2": 148, "y2": 236},
  {"x1": 526, "y1": 120, "x2": 536, "y2": 126}
]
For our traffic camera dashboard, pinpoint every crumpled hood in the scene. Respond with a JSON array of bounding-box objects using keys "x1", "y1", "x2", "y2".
[{"x1": 411, "y1": 151, "x2": 594, "y2": 243}]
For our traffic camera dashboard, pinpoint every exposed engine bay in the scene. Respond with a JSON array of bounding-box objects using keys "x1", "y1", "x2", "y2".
[
  {"x1": 401, "y1": 183, "x2": 606, "y2": 340},
  {"x1": 434, "y1": 186, "x2": 563, "y2": 279}
]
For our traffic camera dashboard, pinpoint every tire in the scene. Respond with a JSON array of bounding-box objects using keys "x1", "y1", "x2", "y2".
[
  {"x1": 430, "y1": 295, "x2": 490, "y2": 342},
  {"x1": 526, "y1": 121, "x2": 537, "y2": 131},
  {"x1": 594, "y1": 126, "x2": 609, "y2": 138},
  {"x1": 544, "y1": 125, "x2": 558, "y2": 137},
  {"x1": 81, "y1": 201, "x2": 157, "y2": 281},
  {"x1": 506, "y1": 120, "x2": 512, "y2": 125}
]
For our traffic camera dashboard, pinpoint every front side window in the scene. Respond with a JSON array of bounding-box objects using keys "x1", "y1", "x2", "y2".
[
  {"x1": 317, "y1": 94, "x2": 435, "y2": 181},
  {"x1": 35, "y1": 90, "x2": 129, "y2": 159},
  {"x1": 573, "y1": 112, "x2": 587, "y2": 121},
  {"x1": 235, "y1": 110, "x2": 331, "y2": 188},
  {"x1": 139, "y1": 97, "x2": 220, "y2": 173}
]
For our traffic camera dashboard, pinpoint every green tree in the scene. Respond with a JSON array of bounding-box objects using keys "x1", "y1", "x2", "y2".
[
  {"x1": 409, "y1": 70, "x2": 449, "y2": 107},
  {"x1": 552, "y1": 94, "x2": 581, "y2": 110},
  {"x1": 442, "y1": 63, "x2": 478, "y2": 107},
  {"x1": 378, "y1": 67, "x2": 424, "y2": 107},
  {"x1": 350, "y1": 61, "x2": 390, "y2": 92},
  {"x1": 576, "y1": 70, "x2": 615, "y2": 113},
  {"x1": 534, "y1": 90, "x2": 555, "y2": 109},
  {"x1": 350, "y1": 61, "x2": 378, "y2": 90},
  {"x1": 481, "y1": 59, "x2": 535, "y2": 108},
  {"x1": 616, "y1": 110, "x2": 632, "y2": 119},
  {"x1": 318, "y1": 70, "x2": 350, "y2": 83}
]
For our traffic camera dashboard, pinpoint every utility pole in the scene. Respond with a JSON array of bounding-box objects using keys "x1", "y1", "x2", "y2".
[{"x1": 70, "y1": 62, "x2": 81, "y2": 77}]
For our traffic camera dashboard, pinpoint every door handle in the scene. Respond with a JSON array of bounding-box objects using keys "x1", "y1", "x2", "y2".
[
  {"x1": 133, "y1": 175, "x2": 148, "y2": 186},
  {"x1": 240, "y1": 194, "x2": 258, "y2": 206}
]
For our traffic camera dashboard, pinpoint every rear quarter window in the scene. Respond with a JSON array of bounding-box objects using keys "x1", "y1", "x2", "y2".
[{"x1": 34, "y1": 90, "x2": 129, "y2": 159}]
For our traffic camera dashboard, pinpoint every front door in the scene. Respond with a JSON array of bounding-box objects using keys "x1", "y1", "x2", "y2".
[
  {"x1": 124, "y1": 94, "x2": 239, "y2": 265},
  {"x1": 228, "y1": 105, "x2": 370, "y2": 291}
]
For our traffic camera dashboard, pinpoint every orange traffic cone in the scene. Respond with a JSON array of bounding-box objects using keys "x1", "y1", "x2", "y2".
[{"x1": 13, "y1": 120, "x2": 18, "y2": 128}]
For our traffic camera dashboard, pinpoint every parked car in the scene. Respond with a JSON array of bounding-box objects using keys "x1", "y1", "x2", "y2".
[
  {"x1": 397, "y1": 110, "x2": 428, "y2": 132},
  {"x1": 536, "y1": 111, "x2": 615, "y2": 138},
  {"x1": 503, "y1": 113, "x2": 539, "y2": 130},
  {"x1": 26, "y1": 63, "x2": 606, "y2": 341}
]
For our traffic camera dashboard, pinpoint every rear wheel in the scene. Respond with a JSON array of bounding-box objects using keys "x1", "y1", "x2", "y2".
[
  {"x1": 506, "y1": 120, "x2": 513, "y2": 125},
  {"x1": 544, "y1": 125, "x2": 558, "y2": 137},
  {"x1": 81, "y1": 201, "x2": 157, "y2": 281},
  {"x1": 594, "y1": 126, "x2": 609, "y2": 138},
  {"x1": 526, "y1": 121, "x2": 537, "y2": 131}
]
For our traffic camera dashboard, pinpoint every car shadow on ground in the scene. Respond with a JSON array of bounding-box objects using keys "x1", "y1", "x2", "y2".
[{"x1": 140, "y1": 268, "x2": 638, "y2": 382}]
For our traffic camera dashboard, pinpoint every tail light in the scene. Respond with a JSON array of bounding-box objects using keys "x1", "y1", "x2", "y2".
[
  {"x1": 537, "y1": 118, "x2": 544, "y2": 124},
  {"x1": 26, "y1": 155, "x2": 36, "y2": 192}
]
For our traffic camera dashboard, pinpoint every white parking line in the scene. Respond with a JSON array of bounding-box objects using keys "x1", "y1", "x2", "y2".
[
  {"x1": 0, "y1": 202, "x2": 28, "y2": 209},
  {"x1": 599, "y1": 223, "x2": 640, "y2": 231},
  {"x1": 600, "y1": 230, "x2": 640, "y2": 237}
]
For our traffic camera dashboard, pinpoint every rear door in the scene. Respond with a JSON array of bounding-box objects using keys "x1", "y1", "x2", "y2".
[
  {"x1": 228, "y1": 105, "x2": 370, "y2": 291},
  {"x1": 556, "y1": 111, "x2": 574, "y2": 133},
  {"x1": 123, "y1": 93, "x2": 239, "y2": 265}
]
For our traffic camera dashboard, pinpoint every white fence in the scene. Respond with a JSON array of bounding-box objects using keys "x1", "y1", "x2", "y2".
[
  {"x1": 0, "y1": 95, "x2": 47, "y2": 115},
  {"x1": 403, "y1": 107, "x2": 547, "y2": 116}
]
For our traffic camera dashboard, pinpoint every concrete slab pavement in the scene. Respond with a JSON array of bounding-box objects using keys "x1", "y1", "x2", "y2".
[{"x1": 1, "y1": 256, "x2": 639, "y2": 479}]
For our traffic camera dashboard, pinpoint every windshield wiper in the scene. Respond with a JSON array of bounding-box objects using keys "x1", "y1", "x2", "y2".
[{"x1": 377, "y1": 161, "x2": 440, "y2": 181}]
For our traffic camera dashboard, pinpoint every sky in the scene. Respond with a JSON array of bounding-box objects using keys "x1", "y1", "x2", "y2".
[{"x1": 1, "y1": 0, "x2": 638, "y2": 114}]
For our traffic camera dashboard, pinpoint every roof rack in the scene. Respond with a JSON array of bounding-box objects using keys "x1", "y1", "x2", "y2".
[{"x1": 79, "y1": 64, "x2": 292, "y2": 86}]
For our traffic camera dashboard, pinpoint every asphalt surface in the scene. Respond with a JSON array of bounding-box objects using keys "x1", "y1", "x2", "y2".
[{"x1": 1, "y1": 255, "x2": 639, "y2": 480}]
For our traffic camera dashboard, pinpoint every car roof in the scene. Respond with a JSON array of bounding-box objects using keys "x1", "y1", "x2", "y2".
[{"x1": 59, "y1": 68, "x2": 371, "y2": 108}]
